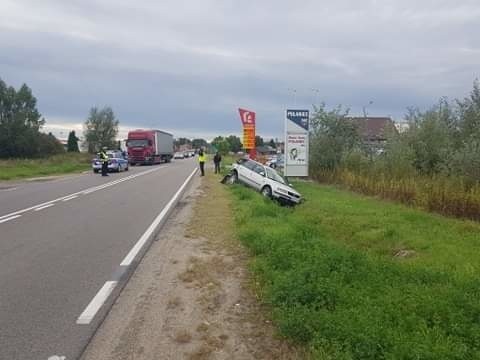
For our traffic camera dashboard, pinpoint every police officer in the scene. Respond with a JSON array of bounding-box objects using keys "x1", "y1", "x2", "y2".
[
  {"x1": 198, "y1": 149, "x2": 206, "y2": 176},
  {"x1": 99, "y1": 147, "x2": 109, "y2": 176}
]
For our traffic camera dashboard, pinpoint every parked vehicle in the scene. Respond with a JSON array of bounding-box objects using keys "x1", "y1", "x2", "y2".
[
  {"x1": 229, "y1": 158, "x2": 302, "y2": 205},
  {"x1": 174, "y1": 152, "x2": 185, "y2": 159},
  {"x1": 92, "y1": 150, "x2": 129, "y2": 173},
  {"x1": 266, "y1": 154, "x2": 284, "y2": 169},
  {"x1": 126, "y1": 129, "x2": 173, "y2": 165}
]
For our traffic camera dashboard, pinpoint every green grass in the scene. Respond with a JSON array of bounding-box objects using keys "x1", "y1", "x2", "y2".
[
  {"x1": 229, "y1": 181, "x2": 480, "y2": 359},
  {"x1": 0, "y1": 153, "x2": 92, "y2": 180}
]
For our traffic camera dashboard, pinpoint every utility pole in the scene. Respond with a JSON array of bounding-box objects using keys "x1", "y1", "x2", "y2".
[{"x1": 363, "y1": 100, "x2": 373, "y2": 118}]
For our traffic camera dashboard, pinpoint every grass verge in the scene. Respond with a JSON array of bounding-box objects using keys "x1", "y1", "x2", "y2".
[
  {"x1": 0, "y1": 153, "x2": 92, "y2": 180},
  {"x1": 229, "y1": 180, "x2": 480, "y2": 359}
]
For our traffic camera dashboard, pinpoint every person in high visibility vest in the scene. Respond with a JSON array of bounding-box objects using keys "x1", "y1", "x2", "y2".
[
  {"x1": 99, "y1": 147, "x2": 109, "y2": 176},
  {"x1": 198, "y1": 149, "x2": 206, "y2": 176}
]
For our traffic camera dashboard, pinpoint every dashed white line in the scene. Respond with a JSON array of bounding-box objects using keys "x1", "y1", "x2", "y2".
[
  {"x1": 76, "y1": 281, "x2": 118, "y2": 325},
  {"x1": 34, "y1": 203, "x2": 55, "y2": 211},
  {"x1": 0, "y1": 167, "x2": 165, "y2": 221},
  {"x1": 62, "y1": 195, "x2": 78, "y2": 202},
  {"x1": 0, "y1": 187, "x2": 18, "y2": 192},
  {"x1": 0, "y1": 215, "x2": 21, "y2": 223}
]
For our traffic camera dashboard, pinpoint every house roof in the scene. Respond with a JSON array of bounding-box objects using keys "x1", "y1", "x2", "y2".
[{"x1": 349, "y1": 117, "x2": 397, "y2": 141}]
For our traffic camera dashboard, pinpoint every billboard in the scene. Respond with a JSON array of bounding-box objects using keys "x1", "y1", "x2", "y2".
[
  {"x1": 238, "y1": 108, "x2": 256, "y2": 158},
  {"x1": 284, "y1": 109, "x2": 309, "y2": 177}
]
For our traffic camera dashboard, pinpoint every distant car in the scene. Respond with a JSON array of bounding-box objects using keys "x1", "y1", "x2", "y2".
[
  {"x1": 229, "y1": 158, "x2": 302, "y2": 205},
  {"x1": 266, "y1": 155, "x2": 284, "y2": 169},
  {"x1": 92, "y1": 150, "x2": 129, "y2": 173},
  {"x1": 174, "y1": 152, "x2": 185, "y2": 159}
]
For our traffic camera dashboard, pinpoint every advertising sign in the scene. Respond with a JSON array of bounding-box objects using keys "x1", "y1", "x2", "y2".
[
  {"x1": 285, "y1": 109, "x2": 309, "y2": 177},
  {"x1": 238, "y1": 108, "x2": 256, "y2": 158}
]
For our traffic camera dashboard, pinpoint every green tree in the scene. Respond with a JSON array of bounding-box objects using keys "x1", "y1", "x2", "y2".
[
  {"x1": 255, "y1": 135, "x2": 264, "y2": 147},
  {"x1": 192, "y1": 138, "x2": 208, "y2": 149},
  {"x1": 310, "y1": 103, "x2": 360, "y2": 171},
  {"x1": 226, "y1": 135, "x2": 243, "y2": 152},
  {"x1": 67, "y1": 130, "x2": 80, "y2": 152},
  {"x1": 0, "y1": 78, "x2": 47, "y2": 158},
  {"x1": 268, "y1": 138, "x2": 276, "y2": 148},
  {"x1": 83, "y1": 106, "x2": 119, "y2": 153}
]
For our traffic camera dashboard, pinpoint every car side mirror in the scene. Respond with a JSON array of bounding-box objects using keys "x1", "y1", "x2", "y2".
[{"x1": 260, "y1": 171, "x2": 266, "y2": 177}]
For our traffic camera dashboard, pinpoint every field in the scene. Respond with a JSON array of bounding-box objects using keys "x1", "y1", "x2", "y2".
[
  {"x1": 0, "y1": 153, "x2": 92, "y2": 180},
  {"x1": 229, "y1": 180, "x2": 480, "y2": 359}
]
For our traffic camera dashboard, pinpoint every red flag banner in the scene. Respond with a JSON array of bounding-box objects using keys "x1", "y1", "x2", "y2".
[{"x1": 238, "y1": 108, "x2": 256, "y2": 126}]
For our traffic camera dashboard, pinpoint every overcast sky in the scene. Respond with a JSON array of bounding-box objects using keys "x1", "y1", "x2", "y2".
[{"x1": 1, "y1": 0, "x2": 479, "y2": 140}]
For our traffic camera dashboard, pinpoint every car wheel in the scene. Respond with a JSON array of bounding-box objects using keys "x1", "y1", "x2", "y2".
[
  {"x1": 261, "y1": 185, "x2": 272, "y2": 198},
  {"x1": 93, "y1": 169, "x2": 99, "y2": 173},
  {"x1": 228, "y1": 171, "x2": 238, "y2": 184}
]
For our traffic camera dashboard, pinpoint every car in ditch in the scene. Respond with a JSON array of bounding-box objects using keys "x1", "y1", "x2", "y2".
[
  {"x1": 92, "y1": 150, "x2": 129, "y2": 173},
  {"x1": 229, "y1": 158, "x2": 302, "y2": 205}
]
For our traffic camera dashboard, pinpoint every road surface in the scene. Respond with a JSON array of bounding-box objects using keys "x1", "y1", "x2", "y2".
[{"x1": 0, "y1": 158, "x2": 197, "y2": 360}]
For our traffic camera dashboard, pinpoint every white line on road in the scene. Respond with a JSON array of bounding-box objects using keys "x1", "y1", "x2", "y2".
[
  {"x1": 0, "y1": 215, "x2": 21, "y2": 223},
  {"x1": 33, "y1": 203, "x2": 55, "y2": 211},
  {"x1": 0, "y1": 187, "x2": 18, "y2": 192},
  {"x1": 76, "y1": 281, "x2": 118, "y2": 325},
  {"x1": 0, "y1": 167, "x2": 165, "y2": 221},
  {"x1": 120, "y1": 167, "x2": 198, "y2": 266},
  {"x1": 62, "y1": 195, "x2": 78, "y2": 202}
]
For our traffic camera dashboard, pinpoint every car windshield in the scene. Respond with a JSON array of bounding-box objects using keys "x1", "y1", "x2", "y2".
[
  {"x1": 127, "y1": 139, "x2": 148, "y2": 147},
  {"x1": 265, "y1": 167, "x2": 286, "y2": 185}
]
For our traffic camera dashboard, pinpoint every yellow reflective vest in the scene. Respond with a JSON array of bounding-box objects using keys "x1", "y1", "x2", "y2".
[
  {"x1": 198, "y1": 153, "x2": 206, "y2": 163},
  {"x1": 100, "y1": 151, "x2": 109, "y2": 163}
]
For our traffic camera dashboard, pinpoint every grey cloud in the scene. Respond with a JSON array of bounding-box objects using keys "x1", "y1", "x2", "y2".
[{"x1": 1, "y1": 0, "x2": 479, "y2": 139}]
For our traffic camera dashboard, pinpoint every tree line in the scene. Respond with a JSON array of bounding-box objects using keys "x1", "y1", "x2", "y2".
[{"x1": 310, "y1": 79, "x2": 480, "y2": 220}]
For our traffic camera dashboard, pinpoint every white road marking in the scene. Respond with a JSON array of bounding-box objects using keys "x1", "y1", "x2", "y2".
[
  {"x1": 0, "y1": 215, "x2": 21, "y2": 223},
  {"x1": 76, "y1": 281, "x2": 118, "y2": 325},
  {"x1": 120, "y1": 167, "x2": 198, "y2": 266},
  {"x1": 33, "y1": 203, "x2": 55, "y2": 211},
  {"x1": 0, "y1": 167, "x2": 164, "y2": 221},
  {"x1": 62, "y1": 195, "x2": 78, "y2": 202},
  {"x1": 0, "y1": 187, "x2": 18, "y2": 192}
]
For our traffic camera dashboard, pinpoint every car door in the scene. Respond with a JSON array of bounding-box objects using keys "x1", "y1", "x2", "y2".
[
  {"x1": 250, "y1": 164, "x2": 267, "y2": 190},
  {"x1": 237, "y1": 160, "x2": 256, "y2": 187}
]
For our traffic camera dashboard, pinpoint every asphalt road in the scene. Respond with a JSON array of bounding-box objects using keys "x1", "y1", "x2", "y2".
[{"x1": 0, "y1": 158, "x2": 198, "y2": 360}]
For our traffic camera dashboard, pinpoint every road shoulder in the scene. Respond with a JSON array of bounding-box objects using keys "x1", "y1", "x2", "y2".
[{"x1": 81, "y1": 172, "x2": 302, "y2": 360}]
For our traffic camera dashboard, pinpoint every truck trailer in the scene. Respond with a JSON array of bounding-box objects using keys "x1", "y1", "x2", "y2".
[{"x1": 126, "y1": 129, "x2": 173, "y2": 165}]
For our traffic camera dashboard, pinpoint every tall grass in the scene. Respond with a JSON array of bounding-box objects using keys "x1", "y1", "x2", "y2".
[
  {"x1": 311, "y1": 168, "x2": 480, "y2": 221},
  {"x1": 0, "y1": 153, "x2": 92, "y2": 180},
  {"x1": 229, "y1": 182, "x2": 480, "y2": 359}
]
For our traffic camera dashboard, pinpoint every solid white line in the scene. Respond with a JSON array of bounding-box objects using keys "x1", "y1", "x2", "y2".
[
  {"x1": 120, "y1": 167, "x2": 198, "y2": 266},
  {"x1": 0, "y1": 215, "x2": 21, "y2": 224},
  {"x1": 0, "y1": 167, "x2": 165, "y2": 221},
  {"x1": 62, "y1": 195, "x2": 78, "y2": 202},
  {"x1": 76, "y1": 281, "x2": 118, "y2": 325},
  {"x1": 33, "y1": 203, "x2": 55, "y2": 211}
]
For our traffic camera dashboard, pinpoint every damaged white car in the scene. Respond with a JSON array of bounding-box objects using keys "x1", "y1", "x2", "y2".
[{"x1": 228, "y1": 158, "x2": 302, "y2": 205}]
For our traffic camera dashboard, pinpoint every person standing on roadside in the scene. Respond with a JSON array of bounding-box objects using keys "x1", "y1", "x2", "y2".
[
  {"x1": 198, "y1": 149, "x2": 206, "y2": 176},
  {"x1": 99, "y1": 147, "x2": 109, "y2": 176},
  {"x1": 213, "y1": 151, "x2": 222, "y2": 174}
]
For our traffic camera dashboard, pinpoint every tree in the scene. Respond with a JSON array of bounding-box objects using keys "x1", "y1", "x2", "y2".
[
  {"x1": 83, "y1": 106, "x2": 119, "y2": 153},
  {"x1": 226, "y1": 135, "x2": 243, "y2": 152},
  {"x1": 268, "y1": 138, "x2": 276, "y2": 148},
  {"x1": 67, "y1": 130, "x2": 80, "y2": 152},
  {"x1": 255, "y1": 135, "x2": 264, "y2": 147},
  {"x1": 174, "y1": 137, "x2": 192, "y2": 149},
  {"x1": 0, "y1": 78, "x2": 48, "y2": 158},
  {"x1": 192, "y1": 138, "x2": 208, "y2": 149}
]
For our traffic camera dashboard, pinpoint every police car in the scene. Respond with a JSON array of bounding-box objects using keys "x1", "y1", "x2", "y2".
[{"x1": 92, "y1": 150, "x2": 129, "y2": 173}]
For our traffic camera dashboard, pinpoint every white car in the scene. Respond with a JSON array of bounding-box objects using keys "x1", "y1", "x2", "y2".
[
  {"x1": 229, "y1": 158, "x2": 302, "y2": 205},
  {"x1": 174, "y1": 152, "x2": 185, "y2": 159}
]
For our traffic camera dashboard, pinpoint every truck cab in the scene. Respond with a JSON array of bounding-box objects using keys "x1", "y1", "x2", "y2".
[{"x1": 127, "y1": 129, "x2": 173, "y2": 165}]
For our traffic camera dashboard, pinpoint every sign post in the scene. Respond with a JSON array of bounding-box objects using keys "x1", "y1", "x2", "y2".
[
  {"x1": 284, "y1": 109, "x2": 309, "y2": 177},
  {"x1": 238, "y1": 108, "x2": 256, "y2": 159}
]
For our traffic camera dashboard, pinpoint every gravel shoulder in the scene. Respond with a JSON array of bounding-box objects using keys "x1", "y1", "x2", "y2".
[{"x1": 81, "y1": 172, "x2": 303, "y2": 360}]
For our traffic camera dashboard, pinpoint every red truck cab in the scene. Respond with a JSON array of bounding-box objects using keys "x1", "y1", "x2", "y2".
[{"x1": 127, "y1": 129, "x2": 173, "y2": 165}]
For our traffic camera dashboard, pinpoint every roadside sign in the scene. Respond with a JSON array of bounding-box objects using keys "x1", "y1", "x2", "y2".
[
  {"x1": 238, "y1": 108, "x2": 256, "y2": 159},
  {"x1": 284, "y1": 109, "x2": 309, "y2": 177}
]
